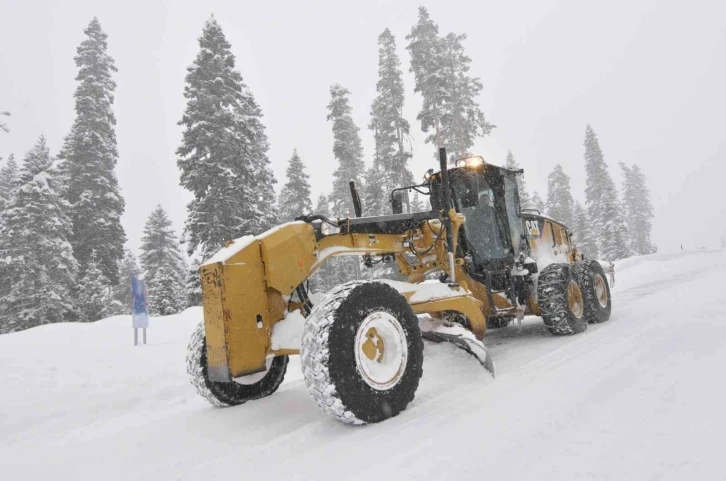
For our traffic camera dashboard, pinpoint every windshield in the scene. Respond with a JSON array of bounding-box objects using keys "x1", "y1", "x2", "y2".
[{"x1": 450, "y1": 171, "x2": 511, "y2": 260}]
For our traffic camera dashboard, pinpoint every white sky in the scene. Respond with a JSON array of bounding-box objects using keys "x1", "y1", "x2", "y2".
[{"x1": 1, "y1": 0, "x2": 725, "y2": 254}]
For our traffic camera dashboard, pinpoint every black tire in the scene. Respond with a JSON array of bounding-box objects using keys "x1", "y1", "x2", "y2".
[
  {"x1": 537, "y1": 263, "x2": 587, "y2": 336},
  {"x1": 487, "y1": 317, "x2": 512, "y2": 329},
  {"x1": 574, "y1": 260, "x2": 612, "y2": 324},
  {"x1": 186, "y1": 322, "x2": 288, "y2": 407},
  {"x1": 301, "y1": 281, "x2": 424, "y2": 425}
]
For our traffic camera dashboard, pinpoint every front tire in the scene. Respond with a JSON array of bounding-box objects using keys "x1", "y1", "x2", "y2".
[
  {"x1": 301, "y1": 281, "x2": 424, "y2": 425},
  {"x1": 186, "y1": 322, "x2": 288, "y2": 407},
  {"x1": 537, "y1": 264, "x2": 587, "y2": 336},
  {"x1": 574, "y1": 261, "x2": 612, "y2": 324}
]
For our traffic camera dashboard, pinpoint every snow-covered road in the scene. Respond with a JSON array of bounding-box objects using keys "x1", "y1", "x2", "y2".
[{"x1": 2, "y1": 249, "x2": 725, "y2": 480}]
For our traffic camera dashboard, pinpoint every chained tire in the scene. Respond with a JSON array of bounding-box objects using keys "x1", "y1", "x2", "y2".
[
  {"x1": 186, "y1": 322, "x2": 288, "y2": 407},
  {"x1": 574, "y1": 260, "x2": 612, "y2": 324},
  {"x1": 537, "y1": 263, "x2": 587, "y2": 336},
  {"x1": 301, "y1": 281, "x2": 424, "y2": 425}
]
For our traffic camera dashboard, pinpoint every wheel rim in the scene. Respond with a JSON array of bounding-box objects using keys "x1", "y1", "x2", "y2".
[
  {"x1": 233, "y1": 357, "x2": 272, "y2": 385},
  {"x1": 354, "y1": 311, "x2": 408, "y2": 391},
  {"x1": 594, "y1": 275, "x2": 609, "y2": 308},
  {"x1": 568, "y1": 281, "x2": 584, "y2": 319}
]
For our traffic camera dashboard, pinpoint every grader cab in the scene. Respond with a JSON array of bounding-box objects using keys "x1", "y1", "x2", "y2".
[{"x1": 186, "y1": 148, "x2": 612, "y2": 424}]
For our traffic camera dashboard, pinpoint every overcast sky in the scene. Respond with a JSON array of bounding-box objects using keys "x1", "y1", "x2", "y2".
[{"x1": 1, "y1": 0, "x2": 724, "y2": 255}]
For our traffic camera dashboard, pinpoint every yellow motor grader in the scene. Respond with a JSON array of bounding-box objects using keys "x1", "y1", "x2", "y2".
[{"x1": 186, "y1": 148, "x2": 612, "y2": 424}]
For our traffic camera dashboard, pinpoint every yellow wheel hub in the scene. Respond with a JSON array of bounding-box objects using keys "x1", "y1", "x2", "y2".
[
  {"x1": 568, "y1": 280, "x2": 584, "y2": 319},
  {"x1": 354, "y1": 312, "x2": 408, "y2": 391},
  {"x1": 594, "y1": 275, "x2": 608, "y2": 308}
]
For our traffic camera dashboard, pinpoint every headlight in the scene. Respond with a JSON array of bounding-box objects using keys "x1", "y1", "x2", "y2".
[{"x1": 456, "y1": 156, "x2": 485, "y2": 168}]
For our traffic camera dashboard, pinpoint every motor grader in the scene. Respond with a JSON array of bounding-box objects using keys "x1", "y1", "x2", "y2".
[{"x1": 186, "y1": 148, "x2": 612, "y2": 425}]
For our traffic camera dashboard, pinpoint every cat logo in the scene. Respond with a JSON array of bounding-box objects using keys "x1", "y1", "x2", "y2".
[{"x1": 526, "y1": 220, "x2": 540, "y2": 237}]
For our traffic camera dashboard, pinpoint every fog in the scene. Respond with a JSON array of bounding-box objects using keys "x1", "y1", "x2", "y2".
[{"x1": 1, "y1": 0, "x2": 724, "y2": 253}]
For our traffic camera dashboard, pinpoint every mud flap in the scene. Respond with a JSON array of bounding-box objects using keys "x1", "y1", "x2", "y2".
[{"x1": 421, "y1": 331, "x2": 496, "y2": 378}]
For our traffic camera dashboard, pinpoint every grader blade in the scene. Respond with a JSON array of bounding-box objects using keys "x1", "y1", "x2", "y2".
[{"x1": 421, "y1": 331, "x2": 496, "y2": 378}]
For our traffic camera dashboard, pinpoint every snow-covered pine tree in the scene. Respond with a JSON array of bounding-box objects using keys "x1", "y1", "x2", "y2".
[
  {"x1": 531, "y1": 191, "x2": 545, "y2": 214},
  {"x1": 0, "y1": 136, "x2": 78, "y2": 333},
  {"x1": 110, "y1": 248, "x2": 141, "y2": 315},
  {"x1": 76, "y1": 253, "x2": 111, "y2": 322},
  {"x1": 140, "y1": 205, "x2": 185, "y2": 284},
  {"x1": 362, "y1": 164, "x2": 385, "y2": 216},
  {"x1": 0, "y1": 153, "x2": 18, "y2": 215},
  {"x1": 308, "y1": 192, "x2": 337, "y2": 293},
  {"x1": 278, "y1": 149, "x2": 312, "y2": 222},
  {"x1": 598, "y1": 187, "x2": 632, "y2": 261},
  {"x1": 583, "y1": 125, "x2": 631, "y2": 260},
  {"x1": 504, "y1": 150, "x2": 531, "y2": 208},
  {"x1": 0, "y1": 111, "x2": 9, "y2": 133},
  {"x1": 185, "y1": 256, "x2": 202, "y2": 306},
  {"x1": 438, "y1": 32, "x2": 494, "y2": 158},
  {"x1": 545, "y1": 164, "x2": 574, "y2": 227},
  {"x1": 620, "y1": 163, "x2": 657, "y2": 255},
  {"x1": 327, "y1": 84, "x2": 365, "y2": 217},
  {"x1": 314, "y1": 193, "x2": 330, "y2": 217},
  {"x1": 572, "y1": 201, "x2": 599, "y2": 259},
  {"x1": 147, "y1": 265, "x2": 183, "y2": 316},
  {"x1": 407, "y1": 7, "x2": 494, "y2": 158},
  {"x1": 177, "y1": 17, "x2": 278, "y2": 260},
  {"x1": 370, "y1": 28, "x2": 413, "y2": 200},
  {"x1": 58, "y1": 18, "x2": 125, "y2": 284}
]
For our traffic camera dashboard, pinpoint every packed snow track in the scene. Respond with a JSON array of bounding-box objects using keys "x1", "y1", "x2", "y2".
[{"x1": 2, "y1": 249, "x2": 725, "y2": 480}]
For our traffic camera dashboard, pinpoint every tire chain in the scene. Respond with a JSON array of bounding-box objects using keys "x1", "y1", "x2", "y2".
[
  {"x1": 301, "y1": 280, "x2": 369, "y2": 425},
  {"x1": 537, "y1": 264, "x2": 583, "y2": 335}
]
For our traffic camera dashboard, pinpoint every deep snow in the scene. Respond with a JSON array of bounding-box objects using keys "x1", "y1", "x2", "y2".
[{"x1": 2, "y1": 249, "x2": 726, "y2": 480}]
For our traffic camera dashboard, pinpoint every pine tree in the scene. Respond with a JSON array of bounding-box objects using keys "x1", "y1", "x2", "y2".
[
  {"x1": 546, "y1": 164, "x2": 574, "y2": 227},
  {"x1": 504, "y1": 150, "x2": 531, "y2": 209},
  {"x1": 0, "y1": 111, "x2": 9, "y2": 133},
  {"x1": 327, "y1": 84, "x2": 365, "y2": 217},
  {"x1": 0, "y1": 137, "x2": 78, "y2": 333},
  {"x1": 110, "y1": 248, "x2": 141, "y2": 315},
  {"x1": 531, "y1": 191, "x2": 545, "y2": 213},
  {"x1": 407, "y1": 7, "x2": 493, "y2": 158},
  {"x1": 278, "y1": 149, "x2": 312, "y2": 221},
  {"x1": 148, "y1": 265, "x2": 183, "y2": 316},
  {"x1": 139, "y1": 205, "x2": 185, "y2": 284},
  {"x1": 599, "y1": 190, "x2": 632, "y2": 261},
  {"x1": 583, "y1": 125, "x2": 631, "y2": 260},
  {"x1": 76, "y1": 253, "x2": 111, "y2": 322},
  {"x1": 185, "y1": 256, "x2": 202, "y2": 306},
  {"x1": 410, "y1": 192, "x2": 426, "y2": 213},
  {"x1": 572, "y1": 201, "x2": 599, "y2": 259},
  {"x1": 362, "y1": 164, "x2": 385, "y2": 216},
  {"x1": 177, "y1": 17, "x2": 278, "y2": 260},
  {"x1": 315, "y1": 193, "x2": 330, "y2": 216},
  {"x1": 620, "y1": 163, "x2": 657, "y2": 255},
  {"x1": 370, "y1": 28, "x2": 412, "y2": 199},
  {"x1": 309, "y1": 192, "x2": 339, "y2": 293},
  {"x1": 58, "y1": 18, "x2": 125, "y2": 284},
  {"x1": 0, "y1": 153, "x2": 18, "y2": 214}
]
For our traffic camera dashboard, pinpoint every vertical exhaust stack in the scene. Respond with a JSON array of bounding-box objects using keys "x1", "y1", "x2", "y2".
[{"x1": 438, "y1": 147, "x2": 456, "y2": 284}]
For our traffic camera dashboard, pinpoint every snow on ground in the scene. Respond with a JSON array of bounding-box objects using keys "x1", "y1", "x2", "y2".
[{"x1": 2, "y1": 249, "x2": 726, "y2": 480}]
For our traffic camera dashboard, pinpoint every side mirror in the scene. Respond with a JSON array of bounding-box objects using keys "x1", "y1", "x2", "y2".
[{"x1": 391, "y1": 192, "x2": 403, "y2": 214}]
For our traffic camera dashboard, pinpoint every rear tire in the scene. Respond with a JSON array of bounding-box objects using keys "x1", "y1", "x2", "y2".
[
  {"x1": 301, "y1": 281, "x2": 424, "y2": 425},
  {"x1": 537, "y1": 264, "x2": 587, "y2": 336},
  {"x1": 186, "y1": 322, "x2": 288, "y2": 407},
  {"x1": 574, "y1": 261, "x2": 612, "y2": 324}
]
